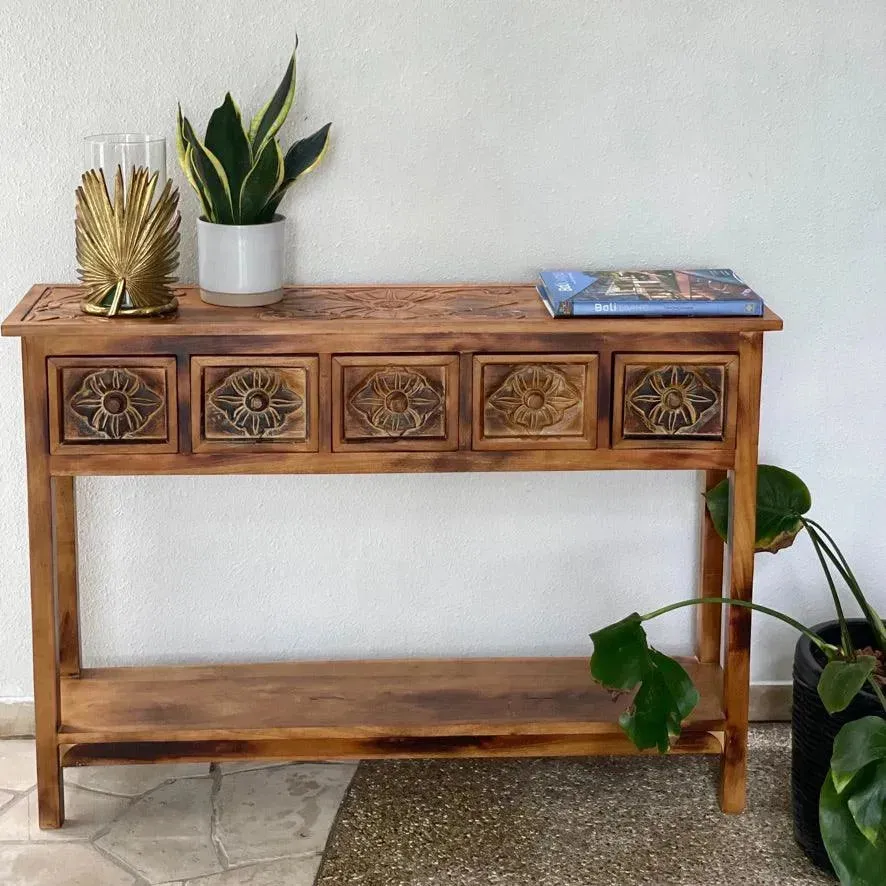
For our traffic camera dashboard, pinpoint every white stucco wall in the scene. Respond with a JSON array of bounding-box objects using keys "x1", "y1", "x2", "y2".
[{"x1": 1, "y1": 0, "x2": 885, "y2": 700}]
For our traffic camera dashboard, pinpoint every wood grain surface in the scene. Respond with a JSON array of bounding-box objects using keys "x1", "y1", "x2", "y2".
[
  {"x1": 3, "y1": 282, "x2": 781, "y2": 824},
  {"x1": 2, "y1": 284, "x2": 783, "y2": 338},
  {"x1": 59, "y1": 657, "x2": 725, "y2": 744}
]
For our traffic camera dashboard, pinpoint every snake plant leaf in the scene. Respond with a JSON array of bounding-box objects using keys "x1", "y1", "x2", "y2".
[
  {"x1": 590, "y1": 614, "x2": 699, "y2": 752},
  {"x1": 705, "y1": 464, "x2": 811, "y2": 553},
  {"x1": 179, "y1": 116, "x2": 233, "y2": 224},
  {"x1": 256, "y1": 122, "x2": 333, "y2": 222},
  {"x1": 176, "y1": 105, "x2": 194, "y2": 184},
  {"x1": 831, "y1": 716, "x2": 886, "y2": 793},
  {"x1": 184, "y1": 144, "x2": 213, "y2": 220},
  {"x1": 239, "y1": 139, "x2": 283, "y2": 224},
  {"x1": 204, "y1": 93, "x2": 253, "y2": 215},
  {"x1": 282, "y1": 122, "x2": 331, "y2": 183},
  {"x1": 818, "y1": 657, "x2": 878, "y2": 714},
  {"x1": 820, "y1": 770, "x2": 886, "y2": 885},
  {"x1": 619, "y1": 650, "x2": 699, "y2": 753},
  {"x1": 248, "y1": 48, "x2": 296, "y2": 156}
]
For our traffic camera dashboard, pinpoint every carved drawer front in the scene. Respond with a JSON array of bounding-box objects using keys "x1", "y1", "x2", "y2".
[
  {"x1": 48, "y1": 357, "x2": 177, "y2": 453},
  {"x1": 333, "y1": 355, "x2": 459, "y2": 451},
  {"x1": 613, "y1": 353, "x2": 738, "y2": 448},
  {"x1": 191, "y1": 357, "x2": 319, "y2": 453},
  {"x1": 473, "y1": 354, "x2": 598, "y2": 450}
]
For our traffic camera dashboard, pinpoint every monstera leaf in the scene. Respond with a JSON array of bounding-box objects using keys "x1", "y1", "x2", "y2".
[
  {"x1": 705, "y1": 464, "x2": 811, "y2": 553},
  {"x1": 590, "y1": 614, "x2": 699, "y2": 753},
  {"x1": 818, "y1": 657, "x2": 878, "y2": 714},
  {"x1": 821, "y1": 717, "x2": 886, "y2": 885}
]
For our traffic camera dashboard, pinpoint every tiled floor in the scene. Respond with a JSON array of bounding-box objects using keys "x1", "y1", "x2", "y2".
[{"x1": 0, "y1": 741, "x2": 355, "y2": 885}]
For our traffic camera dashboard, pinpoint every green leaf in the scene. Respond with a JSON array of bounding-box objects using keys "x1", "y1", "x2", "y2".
[
  {"x1": 705, "y1": 464, "x2": 811, "y2": 553},
  {"x1": 239, "y1": 139, "x2": 283, "y2": 224},
  {"x1": 184, "y1": 144, "x2": 213, "y2": 220},
  {"x1": 589, "y1": 614, "x2": 648, "y2": 690},
  {"x1": 821, "y1": 770, "x2": 886, "y2": 885},
  {"x1": 831, "y1": 716, "x2": 886, "y2": 793},
  {"x1": 619, "y1": 651, "x2": 699, "y2": 753},
  {"x1": 847, "y1": 760, "x2": 886, "y2": 845},
  {"x1": 204, "y1": 93, "x2": 252, "y2": 218},
  {"x1": 248, "y1": 49, "x2": 296, "y2": 156},
  {"x1": 177, "y1": 107, "x2": 211, "y2": 216},
  {"x1": 180, "y1": 117, "x2": 233, "y2": 224},
  {"x1": 819, "y1": 657, "x2": 878, "y2": 714},
  {"x1": 590, "y1": 614, "x2": 699, "y2": 753},
  {"x1": 176, "y1": 105, "x2": 192, "y2": 180},
  {"x1": 254, "y1": 123, "x2": 333, "y2": 223},
  {"x1": 283, "y1": 122, "x2": 331, "y2": 183}
]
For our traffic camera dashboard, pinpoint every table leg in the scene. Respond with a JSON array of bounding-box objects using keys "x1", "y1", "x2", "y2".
[
  {"x1": 22, "y1": 339, "x2": 64, "y2": 828},
  {"x1": 697, "y1": 469, "x2": 727, "y2": 664},
  {"x1": 719, "y1": 332, "x2": 763, "y2": 814},
  {"x1": 53, "y1": 476, "x2": 81, "y2": 678}
]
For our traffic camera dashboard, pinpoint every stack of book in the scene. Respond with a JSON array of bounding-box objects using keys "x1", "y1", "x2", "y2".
[{"x1": 537, "y1": 269, "x2": 764, "y2": 317}]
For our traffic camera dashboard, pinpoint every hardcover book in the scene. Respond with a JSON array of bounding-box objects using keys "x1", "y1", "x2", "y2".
[{"x1": 537, "y1": 269, "x2": 764, "y2": 317}]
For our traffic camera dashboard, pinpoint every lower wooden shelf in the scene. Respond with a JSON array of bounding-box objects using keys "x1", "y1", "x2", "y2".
[{"x1": 58, "y1": 657, "x2": 725, "y2": 765}]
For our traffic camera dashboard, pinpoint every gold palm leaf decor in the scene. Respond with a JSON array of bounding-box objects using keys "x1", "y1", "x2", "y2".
[{"x1": 75, "y1": 166, "x2": 180, "y2": 317}]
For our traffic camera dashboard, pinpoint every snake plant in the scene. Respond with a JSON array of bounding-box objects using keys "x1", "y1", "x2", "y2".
[{"x1": 176, "y1": 43, "x2": 331, "y2": 225}]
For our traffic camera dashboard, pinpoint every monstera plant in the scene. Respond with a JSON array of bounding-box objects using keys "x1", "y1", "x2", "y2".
[
  {"x1": 176, "y1": 40, "x2": 332, "y2": 306},
  {"x1": 589, "y1": 466, "x2": 886, "y2": 886}
]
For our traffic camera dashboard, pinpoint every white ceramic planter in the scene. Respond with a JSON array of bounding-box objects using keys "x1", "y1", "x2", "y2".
[{"x1": 197, "y1": 216, "x2": 286, "y2": 307}]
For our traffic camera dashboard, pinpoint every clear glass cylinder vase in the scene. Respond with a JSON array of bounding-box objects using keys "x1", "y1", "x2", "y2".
[{"x1": 84, "y1": 133, "x2": 166, "y2": 186}]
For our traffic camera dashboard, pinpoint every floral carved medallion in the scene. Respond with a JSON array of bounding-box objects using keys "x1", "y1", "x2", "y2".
[
  {"x1": 348, "y1": 367, "x2": 444, "y2": 437},
  {"x1": 625, "y1": 364, "x2": 723, "y2": 436},
  {"x1": 207, "y1": 368, "x2": 304, "y2": 439},
  {"x1": 69, "y1": 368, "x2": 164, "y2": 440},
  {"x1": 488, "y1": 365, "x2": 582, "y2": 434}
]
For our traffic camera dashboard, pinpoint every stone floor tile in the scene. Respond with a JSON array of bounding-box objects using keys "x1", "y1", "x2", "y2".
[
  {"x1": 67, "y1": 763, "x2": 211, "y2": 797},
  {"x1": 0, "y1": 785, "x2": 131, "y2": 842},
  {"x1": 36, "y1": 785, "x2": 131, "y2": 840},
  {"x1": 182, "y1": 856, "x2": 321, "y2": 885},
  {"x1": 97, "y1": 777, "x2": 223, "y2": 884},
  {"x1": 0, "y1": 740, "x2": 37, "y2": 792},
  {"x1": 216, "y1": 763, "x2": 356, "y2": 867},
  {"x1": 0, "y1": 790, "x2": 15, "y2": 812},
  {"x1": 0, "y1": 794, "x2": 29, "y2": 841},
  {"x1": 215, "y1": 761, "x2": 294, "y2": 775},
  {"x1": 0, "y1": 843, "x2": 137, "y2": 886}
]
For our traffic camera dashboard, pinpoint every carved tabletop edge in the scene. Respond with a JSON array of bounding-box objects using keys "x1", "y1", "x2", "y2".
[{"x1": 1, "y1": 284, "x2": 784, "y2": 337}]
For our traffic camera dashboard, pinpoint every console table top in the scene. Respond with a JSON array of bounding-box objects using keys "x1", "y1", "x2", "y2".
[{"x1": 2, "y1": 283, "x2": 783, "y2": 338}]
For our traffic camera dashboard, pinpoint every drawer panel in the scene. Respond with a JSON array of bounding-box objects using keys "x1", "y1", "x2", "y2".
[
  {"x1": 613, "y1": 354, "x2": 738, "y2": 448},
  {"x1": 333, "y1": 355, "x2": 458, "y2": 451},
  {"x1": 48, "y1": 357, "x2": 177, "y2": 453},
  {"x1": 473, "y1": 354, "x2": 598, "y2": 450},
  {"x1": 191, "y1": 357, "x2": 319, "y2": 453}
]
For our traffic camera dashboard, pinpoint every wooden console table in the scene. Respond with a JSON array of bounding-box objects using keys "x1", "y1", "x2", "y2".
[{"x1": 2, "y1": 283, "x2": 782, "y2": 828}]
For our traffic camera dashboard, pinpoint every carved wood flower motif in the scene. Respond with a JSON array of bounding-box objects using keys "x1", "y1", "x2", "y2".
[
  {"x1": 349, "y1": 367, "x2": 442, "y2": 436},
  {"x1": 259, "y1": 287, "x2": 527, "y2": 321},
  {"x1": 209, "y1": 368, "x2": 303, "y2": 437},
  {"x1": 70, "y1": 368, "x2": 163, "y2": 439},
  {"x1": 628, "y1": 365, "x2": 718, "y2": 434},
  {"x1": 489, "y1": 365, "x2": 581, "y2": 433}
]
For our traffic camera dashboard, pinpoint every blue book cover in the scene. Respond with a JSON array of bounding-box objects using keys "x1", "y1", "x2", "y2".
[{"x1": 538, "y1": 269, "x2": 764, "y2": 317}]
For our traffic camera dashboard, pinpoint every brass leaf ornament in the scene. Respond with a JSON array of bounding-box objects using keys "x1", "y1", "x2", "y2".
[{"x1": 75, "y1": 166, "x2": 180, "y2": 317}]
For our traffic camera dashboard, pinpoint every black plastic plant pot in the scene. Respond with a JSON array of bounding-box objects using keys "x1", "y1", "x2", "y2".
[{"x1": 792, "y1": 619, "x2": 885, "y2": 871}]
